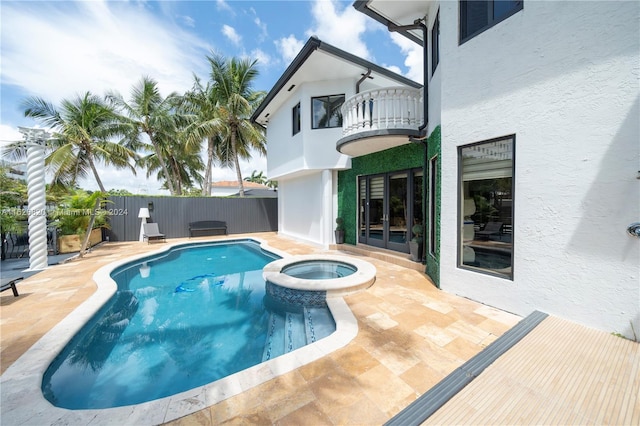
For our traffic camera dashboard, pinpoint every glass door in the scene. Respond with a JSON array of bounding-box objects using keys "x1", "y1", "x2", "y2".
[{"x1": 358, "y1": 172, "x2": 412, "y2": 253}]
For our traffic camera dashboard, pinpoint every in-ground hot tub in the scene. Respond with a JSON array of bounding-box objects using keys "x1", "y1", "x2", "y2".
[{"x1": 263, "y1": 255, "x2": 376, "y2": 306}]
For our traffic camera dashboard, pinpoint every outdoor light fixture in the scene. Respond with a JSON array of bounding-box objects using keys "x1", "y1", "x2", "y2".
[
  {"x1": 138, "y1": 208, "x2": 150, "y2": 242},
  {"x1": 148, "y1": 202, "x2": 154, "y2": 212}
]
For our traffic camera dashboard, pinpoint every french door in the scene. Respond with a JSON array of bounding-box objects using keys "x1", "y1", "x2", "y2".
[{"x1": 358, "y1": 170, "x2": 422, "y2": 253}]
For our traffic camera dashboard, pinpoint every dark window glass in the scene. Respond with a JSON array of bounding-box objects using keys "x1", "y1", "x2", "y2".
[
  {"x1": 292, "y1": 102, "x2": 301, "y2": 135},
  {"x1": 460, "y1": 0, "x2": 522, "y2": 43},
  {"x1": 459, "y1": 136, "x2": 514, "y2": 279},
  {"x1": 311, "y1": 95, "x2": 344, "y2": 129},
  {"x1": 431, "y1": 10, "x2": 440, "y2": 75}
]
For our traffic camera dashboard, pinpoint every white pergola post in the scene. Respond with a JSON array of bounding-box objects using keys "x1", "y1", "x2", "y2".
[{"x1": 19, "y1": 127, "x2": 49, "y2": 271}]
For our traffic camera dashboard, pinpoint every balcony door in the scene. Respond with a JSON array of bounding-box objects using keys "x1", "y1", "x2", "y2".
[{"x1": 359, "y1": 171, "x2": 418, "y2": 253}]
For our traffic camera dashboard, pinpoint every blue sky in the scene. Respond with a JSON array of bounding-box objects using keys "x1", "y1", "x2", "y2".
[{"x1": 0, "y1": 0, "x2": 422, "y2": 193}]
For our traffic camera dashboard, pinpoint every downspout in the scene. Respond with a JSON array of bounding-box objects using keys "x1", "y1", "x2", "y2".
[
  {"x1": 389, "y1": 18, "x2": 433, "y2": 280},
  {"x1": 356, "y1": 69, "x2": 372, "y2": 94}
]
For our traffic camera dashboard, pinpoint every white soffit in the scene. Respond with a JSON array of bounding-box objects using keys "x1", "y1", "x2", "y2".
[{"x1": 366, "y1": 0, "x2": 428, "y2": 41}]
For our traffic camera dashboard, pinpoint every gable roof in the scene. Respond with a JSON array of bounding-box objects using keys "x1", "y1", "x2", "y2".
[{"x1": 251, "y1": 36, "x2": 421, "y2": 126}]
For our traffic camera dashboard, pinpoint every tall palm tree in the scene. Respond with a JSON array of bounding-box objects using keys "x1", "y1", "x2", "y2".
[
  {"x1": 107, "y1": 76, "x2": 183, "y2": 195},
  {"x1": 207, "y1": 54, "x2": 266, "y2": 197},
  {"x1": 139, "y1": 128, "x2": 204, "y2": 194},
  {"x1": 19, "y1": 93, "x2": 136, "y2": 192},
  {"x1": 15, "y1": 92, "x2": 137, "y2": 256},
  {"x1": 181, "y1": 76, "x2": 221, "y2": 196}
]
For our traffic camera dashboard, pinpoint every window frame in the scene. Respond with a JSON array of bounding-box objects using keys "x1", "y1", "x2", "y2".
[
  {"x1": 459, "y1": 0, "x2": 523, "y2": 45},
  {"x1": 311, "y1": 94, "x2": 345, "y2": 130},
  {"x1": 457, "y1": 134, "x2": 515, "y2": 280},
  {"x1": 431, "y1": 9, "x2": 440, "y2": 75},
  {"x1": 292, "y1": 102, "x2": 301, "y2": 135}
]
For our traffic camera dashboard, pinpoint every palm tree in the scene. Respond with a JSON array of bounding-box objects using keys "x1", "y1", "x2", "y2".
[
  {"x1": 13, "y1": 92, "x2": 137, "y2": 256},
  {"x1": 181, "y1": 76, "x2": 221, "y2": 196},
  {"x1": 207, "y1": 55, "x2": 266, "y2": 197},
  {"x1": 244, "y1": 170, "x2": 267, "y2": 185},
  {"x1": 19, "y1": 93, "x2": 136, "y2": 192},
  {"x1": 139, "y1": 128, "x2": 204, "y2": 194},
  {"x1": 107, "y1": 77, "x2": 184, "y2": 195}
]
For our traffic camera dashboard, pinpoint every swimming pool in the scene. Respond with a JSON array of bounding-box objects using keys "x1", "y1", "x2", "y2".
[{"x1": 41, "y1": 240, "x2": 337, "y2": 409}]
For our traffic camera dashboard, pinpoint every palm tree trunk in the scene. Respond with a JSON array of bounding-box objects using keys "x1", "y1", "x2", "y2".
[
  {"x1": 79, "y1": 197, "x2": 100, "y2": 258},
  {"x1": 79, "y1": 157, "x2": 105, "y2": 258},
  {"x1": 202, "y1": 137, "x2": 213, "y2": 196},
  {"x1": 149, "y1": 133, "x2": 176, "y2": 195},
  {"x1": 231, "y1": 130, "x2": 244, "y2": 197}
]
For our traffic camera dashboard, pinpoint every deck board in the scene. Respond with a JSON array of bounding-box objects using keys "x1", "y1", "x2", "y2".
[{"x1": 424, "y1": 315, "x2": 640, "y2": 425}]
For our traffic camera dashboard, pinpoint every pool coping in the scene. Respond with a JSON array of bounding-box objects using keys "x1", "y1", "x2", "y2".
[
  {"x1": 0, "y1": 238, "x2": 360, "y2": 425},
  {"x1": 263, "y1": 254, "x2": 377, "y2": 297}
]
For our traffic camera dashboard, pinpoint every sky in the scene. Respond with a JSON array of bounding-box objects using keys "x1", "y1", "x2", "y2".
[{"x1": 0, "y1": 0, "x2": 423, "y2": 194}]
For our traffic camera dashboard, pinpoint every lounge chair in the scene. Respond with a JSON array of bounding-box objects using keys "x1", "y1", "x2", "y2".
[
  {"x1": 1, "y1": 277, "x2": 23, "y2": 297},
  {"x1": 476, "y1": 222, "x2": 503, "y2": 240},
  {"x1": 143, "y1": 223, "x2": 166, "y2": 244}
]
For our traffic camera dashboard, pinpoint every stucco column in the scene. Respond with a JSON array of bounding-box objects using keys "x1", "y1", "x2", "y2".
[
  {"x1": 321, "y1": 169, "x2": 333, "y2": 248},
  {"x1": 19, "y1": 127, "x2": 49, "y2": 271}
]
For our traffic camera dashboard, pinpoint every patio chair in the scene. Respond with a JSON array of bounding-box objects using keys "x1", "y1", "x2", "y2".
[
  {"x1": 142, "y1": 223, "x2": 166, "y2": 244},
  {"x1": 476, "y1": 222, "x2": 503, "y2": 240},
  {"x1": 1, "y1": 277, "x2": 23, "y2": 297}
]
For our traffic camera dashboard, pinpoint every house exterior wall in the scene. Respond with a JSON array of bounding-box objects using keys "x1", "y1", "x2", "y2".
[
  {"x1": 266, "y1": 80, "x2": 352, "y2": 180},
  {"x1": 277, "y1": 170, "x2": 335, "y2": 247},
  {"x1": 437, "y1": 1, "x2": 639, "y2": 337}
]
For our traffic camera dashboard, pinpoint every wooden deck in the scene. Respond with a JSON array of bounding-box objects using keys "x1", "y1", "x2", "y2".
[{"x1": 424, "y1": 315, "x2": 640, "y2": 425}]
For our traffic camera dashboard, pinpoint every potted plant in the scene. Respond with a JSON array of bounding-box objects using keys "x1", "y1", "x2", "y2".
[
  {"x1": 409, "y1": 224, "x2": 424, "y2": 262},
  {"x1": 335, "y1": 217, "x2": 345, "y2": 244},
  {"x1": 53, "y1": 190, "x2": 109, "y2": 253}
]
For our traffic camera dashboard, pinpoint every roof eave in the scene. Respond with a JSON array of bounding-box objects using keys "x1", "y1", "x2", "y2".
[
  {"x1": 250, "y1": 36, "x2": 422, "y2": 124},
  {"x1": 353, "y1": 0, "x2": 425, "y2": 46}
]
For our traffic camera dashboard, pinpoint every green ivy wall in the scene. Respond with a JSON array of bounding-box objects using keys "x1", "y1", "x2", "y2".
[{"x1": 337, "y1": 126, "x2": 441, "y2": 286}]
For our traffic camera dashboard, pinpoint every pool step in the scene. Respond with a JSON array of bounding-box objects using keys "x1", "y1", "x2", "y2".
[
  {"x1": 303, "y1": 307, "x2": 335, "y2": 344},
  {"x1": 261, "y1": 311, "x2": 306, "y2": 361},
  {"x1": 263, "y1": 308, "x2": 332, "y2": 362}
]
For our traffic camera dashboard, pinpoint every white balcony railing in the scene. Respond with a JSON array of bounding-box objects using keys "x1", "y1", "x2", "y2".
[{"x1": 341, "y1": 87, "x2": 423, "y2": 138}]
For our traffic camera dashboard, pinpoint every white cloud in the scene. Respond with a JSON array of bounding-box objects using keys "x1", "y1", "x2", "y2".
[
  {"x1": 0, "y1": 1, "x2": 210, "y2": 103},
  {"x1": 275, "y1": 35, "x2": 305, "y2": 65},
  {"x1": 216, "y1": 0, "x2": 233, "y2": 14},
  {"x1": 383, "y1": 64, "x2": 403, "y2": 75},
  {"x1": 306, "y1": 0, "x2": 370, "y2": 60},
  {"x1": 254, "y1": 17, "x2": 268, "y2": 42},
  {"x1": 389, "y1": 32, "x2": 424, "y2": 84},
  {"x1": 181, "y1": 15, "x2": 195, "y2": 28},
  {"x1": 250, "y1": 49, "x2": 272, "y2": 68},
  {"x1": 222, "y1": 24, "x2": 242, "y2": 46}
]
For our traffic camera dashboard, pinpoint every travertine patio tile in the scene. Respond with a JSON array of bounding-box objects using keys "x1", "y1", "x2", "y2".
[
  {"x1": 276, "y1": 401, "x2": 333, "y2": 426},
  {"x1": 357, "y1": 364, "x2": 416, "y2": 415},
  {"x1": 325, "y1": 395, "x2": 388, "y2": 425},
  {"x1": 444, "y1": 336, "x2": 484, "y2": 360},
  {"x1": 400, "y1": 361, "x2": 444, "y2": 394},
  {"x1": 414, "y1": 323, "x2": 457, "y2": 347},
  {"x1": 331, "y1": 344, "x2": 380, "y2": 376}
]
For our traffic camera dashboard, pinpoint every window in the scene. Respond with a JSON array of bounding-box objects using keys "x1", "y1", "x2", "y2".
[
  {"x1": 292, "y1": 102, "x2": 301, "y2": 135},
  {"x1": 460, "y1": 0, "x2": 522, "y2": 43},
  {"x1": 431, "y1": 10, "x2": 440, "y2": 75},
  {"x1": 311, "y1": 95, "x2": 345, "y2": 129},
  {"x1": 459, "y1": 136, "x2": 514, "y2": 279}
]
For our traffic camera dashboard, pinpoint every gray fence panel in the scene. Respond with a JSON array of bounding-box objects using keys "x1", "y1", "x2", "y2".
[{"x1": 104, "y1": 196, "x2": 278, "y2": 242}]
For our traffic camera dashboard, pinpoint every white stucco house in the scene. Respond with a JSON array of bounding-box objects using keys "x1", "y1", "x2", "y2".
[{"x1": 252, "y1": 1, "x2": 640, "y2": 339}]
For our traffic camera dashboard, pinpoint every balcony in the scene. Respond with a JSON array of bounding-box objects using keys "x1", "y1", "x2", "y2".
[{"x1": 337, "y1": 87, "x2": 424, "y2": 157}]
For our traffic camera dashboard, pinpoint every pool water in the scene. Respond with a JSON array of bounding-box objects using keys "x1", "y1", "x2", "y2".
[
  {"x1": 41, "y1": 241, "x2": 336, "y2": 409},
  {"x1": 282, "y1": 260, "x2": 357, "y2": 279}
]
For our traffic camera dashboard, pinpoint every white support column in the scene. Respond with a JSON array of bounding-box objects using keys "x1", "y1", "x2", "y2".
[{"x1": 19, "y1": 127, "x2": 49, "y2": 272}]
